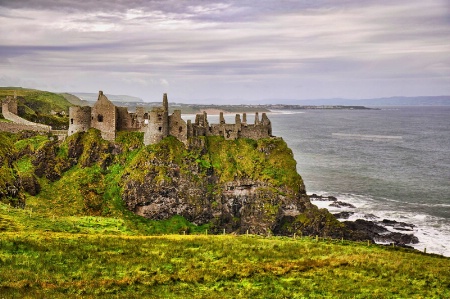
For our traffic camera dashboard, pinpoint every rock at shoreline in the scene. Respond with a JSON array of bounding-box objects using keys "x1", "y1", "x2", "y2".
[
  {"x1": 329, "y1": 201, "x2": 356, "y2": 208},
  {"x1": 309, "y1": 194, "x2": 337, "y2": 201},
  {"x1": 381, "y1": 219, "x2": 415, "y2": 231},
  {"x1": 333, "y1": 211, "x2": 355, "y2": 219}
]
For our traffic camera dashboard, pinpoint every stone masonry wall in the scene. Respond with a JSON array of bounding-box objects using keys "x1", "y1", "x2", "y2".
[{"x1": 0, "y1": 122, "x2": 51, "y2": 133}]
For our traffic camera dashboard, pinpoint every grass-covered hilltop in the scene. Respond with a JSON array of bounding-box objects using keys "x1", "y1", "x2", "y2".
[{"x1": 1, "y1": 88, "x2": 449, "y2": 298}]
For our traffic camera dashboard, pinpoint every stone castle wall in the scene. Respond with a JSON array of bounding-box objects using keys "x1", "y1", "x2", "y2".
[{"x1": 0, "y1": 122, "x2": 51, "y2": 134}]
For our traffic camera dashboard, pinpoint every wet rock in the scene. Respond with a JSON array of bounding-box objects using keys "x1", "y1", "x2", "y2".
[
  {"x1": 380, "y1": 219, "x2": 415, "y2": 231},
  {"x1": 375, "y1": 232, "x2": 419, "y2": 245},
  {"x1": 363, "y1": 213, "x2": 379, "y2": 220},
  {"x1": 309, "y1": 194, "x2": 337, "y2": 201},
  {"x1": 333, "y1": 211, "x2": 355, "y2": 219},
  {"x1": 329, "y1": 201, "x2": 356, "y2": 208}
]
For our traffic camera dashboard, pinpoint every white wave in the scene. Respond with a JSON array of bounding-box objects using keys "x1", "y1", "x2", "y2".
[{"x1": 309, "y1": 191, "x2": 450, "y2": 257}]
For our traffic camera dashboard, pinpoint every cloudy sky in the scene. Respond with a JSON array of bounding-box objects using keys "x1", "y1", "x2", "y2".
[{"x1": 0, "y1": 0, "x2": 449, "y2": 103}]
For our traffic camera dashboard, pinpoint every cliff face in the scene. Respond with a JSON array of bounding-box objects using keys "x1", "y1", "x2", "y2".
[
  {"x1": 121, "y1": 136, "x2": 343, "y2": 235},
  {"x1": 0, "y1": 129, "x2": 344, "y2": 237}
]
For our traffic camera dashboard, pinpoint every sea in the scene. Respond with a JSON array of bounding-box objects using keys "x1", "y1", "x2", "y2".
[
  {"x1": 269, "y1": 106, "x2": 450, "y2": 257},
  {"x1": 188, "y1": 107, "x2": 450, "y2": 256}
]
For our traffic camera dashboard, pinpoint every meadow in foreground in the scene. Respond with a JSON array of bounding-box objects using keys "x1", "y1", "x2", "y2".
[{"x1": 0, "y1": 228, "x2": 449, "y2": 298}]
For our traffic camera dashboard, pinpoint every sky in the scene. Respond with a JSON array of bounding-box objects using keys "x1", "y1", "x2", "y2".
[{"x1": 0, "y1": 0, "x2": 449, "y2": 104}]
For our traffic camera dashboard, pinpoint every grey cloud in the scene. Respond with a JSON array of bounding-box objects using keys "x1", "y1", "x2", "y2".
[{"x1": 0, "y1": 0, "x2": 449, "y2": 101}]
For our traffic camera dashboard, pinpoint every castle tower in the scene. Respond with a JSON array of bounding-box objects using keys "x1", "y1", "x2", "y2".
[
  {"x1": 143, "y1": 93, "x2": 169, "y2": 145},
  {"x1": 68, "y1": 106, "x2": 92, "y2": 136}
]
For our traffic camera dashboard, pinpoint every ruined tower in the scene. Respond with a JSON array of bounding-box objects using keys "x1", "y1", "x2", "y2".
[
  {"x1": 68, "y1": 106, "x2": 92, "y2": 136},
  {"x1": 144, "y1": 93, "x2": 169, "y2": 145}
]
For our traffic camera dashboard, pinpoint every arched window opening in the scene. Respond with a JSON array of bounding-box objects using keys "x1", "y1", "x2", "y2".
[{"x1": 97, "y1": 114, "x2": 104, "y2": 122}]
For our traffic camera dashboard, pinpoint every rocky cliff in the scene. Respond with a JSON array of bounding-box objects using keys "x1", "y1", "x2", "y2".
[{"x1": 120, "y1": 135, "x2": 343, "y2": 236}]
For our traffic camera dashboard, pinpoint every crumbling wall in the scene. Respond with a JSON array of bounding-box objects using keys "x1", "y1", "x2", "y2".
[
  {"x1": 91, "y1": 91, "x2": 117, "y2": 141},
  {"x1": 168, "y1": 110, "x2": 187, "y2": 144},
  {"x1": 116, "y1": 106, "x2": 132, "y2": 130},
  {"x1": 190, "y1": 112, "x2": 271, "y2": 140}
]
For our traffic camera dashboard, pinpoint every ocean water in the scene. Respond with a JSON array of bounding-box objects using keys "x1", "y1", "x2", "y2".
[{"x1": 269, "y1": 107, "x2": 450, "y2": 257}]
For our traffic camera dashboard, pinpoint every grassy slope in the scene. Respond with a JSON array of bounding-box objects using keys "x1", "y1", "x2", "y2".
[
  {"x1": 0, "y1": 87, "x2": 71, "y2": 114},
  {"x1": 0, "y1": 231, "x2": 449, "y2": 298},
  {"x1": 0, "y1": 131, "x2": 449, "y2": 297}
]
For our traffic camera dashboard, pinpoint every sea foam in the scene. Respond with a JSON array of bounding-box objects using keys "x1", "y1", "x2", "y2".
[{"x1": 309, "y1": 191, "x2": 450, "y2": 257}]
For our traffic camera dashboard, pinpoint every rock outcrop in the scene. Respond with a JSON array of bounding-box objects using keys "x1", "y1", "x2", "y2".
[{"x1": 121, "y1": 135, "x2": 345, "y2": 236}]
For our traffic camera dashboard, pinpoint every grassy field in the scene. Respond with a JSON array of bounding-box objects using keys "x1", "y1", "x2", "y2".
[{"x1": 0, "y1": 228, "x2": 449, "y2": 298}]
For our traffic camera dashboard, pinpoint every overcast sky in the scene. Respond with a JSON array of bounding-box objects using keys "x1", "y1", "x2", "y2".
[{"x1": 1, "y1": 0, "x2": 449, "y2": 103}]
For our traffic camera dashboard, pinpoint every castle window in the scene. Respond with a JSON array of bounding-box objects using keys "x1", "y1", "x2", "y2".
[
  {"x1": 158, "y1": 127, "x2": 162, "y2": 132},
  {"x1": 70, "y1": 118, "x2": 74, "y2": 124},
  {"x1": 179, "y1": 126, "x2": 183, "y2": 133},
  {"x1": 97, "y1": 114, "x2": 103, "y2": 122}
]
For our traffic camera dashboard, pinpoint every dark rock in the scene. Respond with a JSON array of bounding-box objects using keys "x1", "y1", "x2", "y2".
[
  {"x1": 308, "y1": 194, "x2": 337, "y2": 201},
  {"x1": 363, "y1": 214, "x2": 379, "y2": 220},
  {"x1": 381, "y1": 219, "x2": 415, "y2": 231},
  {"x1": 329, "y1": 201, "x2": 356, "y2": 208},
  {"x1": 20, "y1": 173, "x2": 40, "y2": 196},
  {"x1": 375, "y1": 232, "x2": 419, "y2": 245},
  {"x1": 344, "y1": 219, "x2": 389, "y2": 235},
  {"x1": 333, "y1": 211, "x2": 354, "y2": 219}
]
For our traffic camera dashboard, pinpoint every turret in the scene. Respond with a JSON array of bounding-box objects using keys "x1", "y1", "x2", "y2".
[{"x1": 163, "y1": 93, "x2": 168, "y2": 113}]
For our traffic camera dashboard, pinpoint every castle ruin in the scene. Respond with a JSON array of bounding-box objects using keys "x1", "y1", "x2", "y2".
[{"x1": 69, "y1": 91, "x2": 272, "y2": 144}]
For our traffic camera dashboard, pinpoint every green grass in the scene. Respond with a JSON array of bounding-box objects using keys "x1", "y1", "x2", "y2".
[{"x1": 0, "y1": 231, "x2": 448, "y2": 298}]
